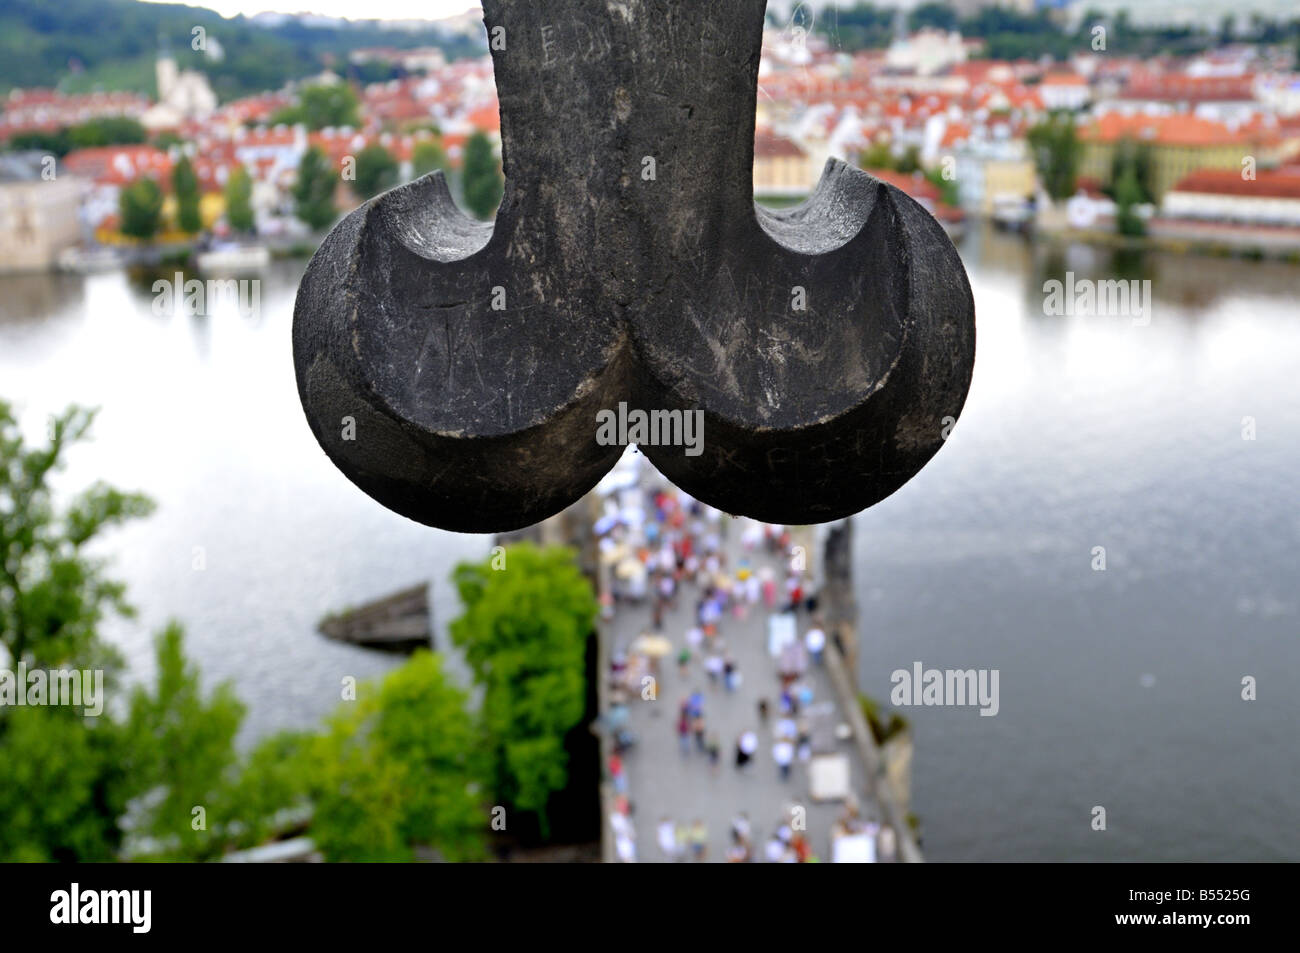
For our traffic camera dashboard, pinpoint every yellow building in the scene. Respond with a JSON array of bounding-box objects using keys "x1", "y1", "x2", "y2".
[
  {"x1": 1079, "y1": 114, "x2": 1284, "y2": 203},
  {"x1": 981, "y1": 158, "x2": 1038, "y2": 215},
  {"x1": 753, "y1": 130, "x2": 813, "y2": 199},
  {"x1": 161, "y1": 192, "x2": 225, "y2": 231}
]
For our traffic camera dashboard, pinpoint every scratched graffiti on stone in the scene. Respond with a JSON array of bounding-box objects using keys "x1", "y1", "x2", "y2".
[{"x1": 292, "y1": 0, "x2": 976, "y2": 533}]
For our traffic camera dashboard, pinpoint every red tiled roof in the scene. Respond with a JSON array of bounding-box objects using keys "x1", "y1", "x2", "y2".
[
  {"x1": 1041, "y1": 73, "x2": 1087, "y2": 87},
  {"x1": 1081, "y1": 113, "x2": 1255, "y2": 147},
  {"x1": 63, "y1": 144, "x2": 171, "y2": 186},
  {"x1": 755, "y1": 129, "x2": 806, "y2": 159},
  {"x1": 466, "y1": 103, "x2": 500, "y2": 132},
  {"x1": 940, "y1": 121, "x2": 971, "y2": 148},
  {"x1": 1169, "y1": 168, "x2": 1300, "y2": 199},
  {"x1": 1120, "y1": 74, "x2": 1255, "y2": 102}
]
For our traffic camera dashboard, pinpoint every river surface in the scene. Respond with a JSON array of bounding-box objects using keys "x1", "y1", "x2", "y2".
[
  {"x1": 852, "y1": 226, "x2": 1300, "y2": 861},
  {"x1": 0, "y1": 225, "x2": 1295, "y2": 861},
  {"x1": 0, "y1": 260, "x2": 490, "y2": 745}
]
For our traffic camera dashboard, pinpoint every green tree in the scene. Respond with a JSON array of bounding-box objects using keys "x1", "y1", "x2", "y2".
[
  {"x1": 0, "y1": 403, "x2": 153, "y2": 669},
  {"x1": 224, "y1": 165, "x2": 256, "y2": 233},
  {"x1": 819, "y1": 3, "x2": 897, "y2": 49},
  {"x1": 2, "y1": 398, "x2": 505, "y2": 864},
  {"x1": 450, "y1": 543, "x2": 595, "y2": 837},
  {"x1": 0, "y1": 706, "x2": 129, "y2": 861},
  {"x1": 172, "y1": 155, "x2": 203, "y2": 235},
  {"x1": 152, "y1": 131, "x2": 185, "y2": 151},
  {"x1": 303, "y1": 652, "x2": 485, "y2": 861},
  {"x1": 1027, "y1": 113, "x2": 1081, "y2": 201},
  {"x1": 305, "y1": 710, "x2": 410, "y2": 862},
  {"x1": 222, "y1": 731, "x2": 313, "y2": 850},
  {"x1": 350, "y1": 60, "x2": 398, "y2": 85},
  {"x1": 1114, "y1": 163, "x2": 1147, "y2": 238},
  {"x1": 301, "y1": 83, "x2": 361, "y2": 130},
  {"x1": 119, "y1": 176, "x2": 165, "y2": 241},
  {"x1": 4, "y1": 128, "x2": 72, "y2": 157},
  {"x1": 958, "y1": 4, "x2": 1078, "y2": 61},
  {"x1": 352, "y1": 143, "x2": 399, "y2": 199},
  {"x1": 461, "y1": 131, "x2": 503, "y2": 220},
  {"x1": 369, "y1": 652, "x2": 484, "y2": 858},
  {"x1": 1132, "y1": 143, "x2": 1154, "y2": 205},
  {"x1": 293, "y1": 146, "x2": 338, "y2": 231},
  {"x1": 121, "y1": 624, "x2": 245, "y2": 860},
  {"x1": 66, "y1": 117, "x2": 147, "y2": 150},
  {"x1": 274, "y1": 83, "x2": 361, "y2": 131},
  {"x1": 859, "y1": 140, "x2": 895, "y2": 171},
  {"x1": 910, "y1": 2, "x2": 959, "y2": 33},
  {"x1": 1107, "y1": 140, "x2": 1154, "y2": 205},
  {"x1": 412, "y1": 138, "x2": 450, "y2": 178},
  {"x1": 860, "y1": 693, "x2": 911, "y2": 746},
  {"x1": 1218, "y1": 13, "x2": 1235, "y2": 46},
  {"x1": 0, "y1": 401, "x2": 153, "y2": 861},
  {"x1": 895, "y1": 144, "x2": 922, "y2": 174},
  {"x1": 924, "y1": 166, "x2": 961, "y2": 208}
]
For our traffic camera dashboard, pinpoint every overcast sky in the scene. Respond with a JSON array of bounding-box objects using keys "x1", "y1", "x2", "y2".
[{"x1": 146, "y1": 0, "x2": 482, "y2": 21}]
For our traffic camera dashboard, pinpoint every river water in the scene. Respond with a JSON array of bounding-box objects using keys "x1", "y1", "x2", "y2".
[
  {"x1": 0, "y1": 226, "x2": 1295, "y2": 861},
  {"x1": 853, "y1": 226, "x2": 1300, "y2": 861},
  {"x1": 0, "y1": 261, "x2": 490, "y2": 745}
]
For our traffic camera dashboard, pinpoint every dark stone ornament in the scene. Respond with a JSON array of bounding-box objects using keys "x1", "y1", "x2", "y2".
[{"x1": 293, "y1": 0, "x2": 975, "y2": 533}]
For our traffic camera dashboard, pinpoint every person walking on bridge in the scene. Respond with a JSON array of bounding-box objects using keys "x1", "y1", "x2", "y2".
[
  {"x1": 773, "y1": 738, "x2": 795, "y2": 781},
  {"x1": 688, "y1": 819, "x2": 708, "y2": 862},
  {"x1": 657, "y1": 816, "x2": 681, "y2": 862}
]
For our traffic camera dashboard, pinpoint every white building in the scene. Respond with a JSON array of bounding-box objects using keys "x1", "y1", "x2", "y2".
[
  {"x1": 0, "y1": 153, "x2": 83, "y2": 273},
  {"x1": 1255, "y1": 75, "x2": 1300, "y2": 118},
  {"x1": 141, "y1": 55, "x2": 217, "y2": 130},
  {"x1": 884, "y1": 29, "x2": 967, "y2": 77},
  {"x1": 1039, "y1": 73, "x2": 1091, "y2": 112},
  {"x1": 1066, "y1": 190, "x2": 1117, "y2": 229},
  {"x1": 1162, "y1": 169, "x2": 1300, "y2": 227}
]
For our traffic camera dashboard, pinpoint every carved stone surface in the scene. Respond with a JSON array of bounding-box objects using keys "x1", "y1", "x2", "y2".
[{"x1": 293, "y1": 0, "x2": 975, "y2": 533}]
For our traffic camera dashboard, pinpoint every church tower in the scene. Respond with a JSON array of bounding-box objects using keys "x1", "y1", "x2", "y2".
[{"x1": 155, "y1": 33, "x2": 177, "y2": 102}]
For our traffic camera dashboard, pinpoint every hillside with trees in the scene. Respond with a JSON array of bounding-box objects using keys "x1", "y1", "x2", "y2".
[{"x1": 0, "y1": 0, "x2": 486, "y2": 100}]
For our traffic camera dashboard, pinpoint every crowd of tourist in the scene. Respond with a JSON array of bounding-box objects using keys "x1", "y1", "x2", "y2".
[{"x1": 596, "y1": 458, "x2": 899, "y2": 863}]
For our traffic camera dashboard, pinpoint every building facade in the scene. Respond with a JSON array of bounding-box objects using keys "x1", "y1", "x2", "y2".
[{"x1": 0, "y1": 153, "x2": 82, "y2": 273}]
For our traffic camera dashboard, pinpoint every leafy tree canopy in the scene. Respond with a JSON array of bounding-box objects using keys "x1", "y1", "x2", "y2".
[
  {"x1": 223, "y1": 164, "x2": 256, "y2": 233},
  {"x1": 461, "y1": 131, "x2": 502, "y2": 221},
  {"x1": 293, "y1": 145, "x2": 338, "y2": 231},
  {"x1": 450, "y1": 543, "x2": 595, "y2": 833},
  {"x1": 301, "y1": 652, "x2": 486, "y2": 862},
  {"x1": 272, "y1": 83, "x2": 360, "y2": 131},
  {"x1": 119, "y1": 175, "x2": 165, "y2": 240},
  {"x1": 352, "y1": 143, "x2": 399, "y2": 199}
]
